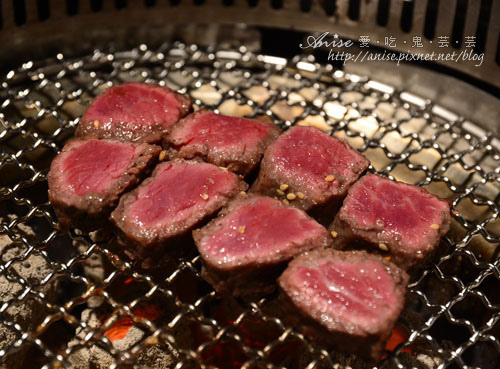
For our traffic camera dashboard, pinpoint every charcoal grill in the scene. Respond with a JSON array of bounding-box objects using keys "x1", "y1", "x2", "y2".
[{"x1": 1, "y1": 1, "x2": 500, "y2": 368}]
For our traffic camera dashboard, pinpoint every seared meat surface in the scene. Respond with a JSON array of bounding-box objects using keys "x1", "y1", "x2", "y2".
[
  {"x1": 111, "y1": 160, "x2": 247, "y2": 258},
  {"x1": 76, "y1": 83, "x2": 191, "y2": 143},
  {"x1": 48, "y1": 138, "x2": 160, "y2": 230},
  {"x1": 165, "y1": 110, "x2": 280, "y2": 175},
  {"x1": 329, "y1": 174, "x2": 451, "y2": 270},
  {"x1": 252, "y1": 126, "x2": 369, "y2": 221},
  {"x1": 194, "y1": 194, "x2": 332, "y2": 296},
  {"x1": 278, "y1": 249, "x2": 409, "y2": 361}
]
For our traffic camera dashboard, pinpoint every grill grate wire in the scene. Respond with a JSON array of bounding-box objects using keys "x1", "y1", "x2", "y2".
[{"x1": 0, "y1": 42, "x2": 499, "y2": 369}]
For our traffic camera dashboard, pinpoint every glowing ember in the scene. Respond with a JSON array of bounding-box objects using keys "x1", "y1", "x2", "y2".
[
  {"x1": 384, "y1": 325, "x2": 414, "y2": 356},
  {"x1": 104, "y1": 304, "x2": 161, "y2": 342}
]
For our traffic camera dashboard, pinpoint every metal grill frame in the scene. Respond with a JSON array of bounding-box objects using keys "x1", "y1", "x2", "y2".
[
  {"x1": 1, "y1": 0, "x2": 500, "y2": 90},
  {"x1": 0, "y1": 42, "x2": 499, "y2": 369}
]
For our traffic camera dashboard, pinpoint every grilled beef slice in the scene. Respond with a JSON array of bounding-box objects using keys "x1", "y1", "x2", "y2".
[
  {"x1": 193, "y1": 194, "x2": 332, "y2": 297},
  {"x1": 76, "y1": 82, "x2": 192, "y2": 143},
  {"x1": 252, "y1": 126, "x2": 369, "y2": 222},
  {"x1": 329, "y1": 174, "x2": 451, "y2": 270},
  {"x1": 278, "y1": 249, "x2": 409, "y2": 361},
  {"x1": 48, "y1": 138, "x2": 161, "y2": 231},
  {"x1": 164, "y1": 110, "x2": 280, "y2": 175},
  {"x1": 110, "y1": 160, "x2": 247, "y2": 259}
]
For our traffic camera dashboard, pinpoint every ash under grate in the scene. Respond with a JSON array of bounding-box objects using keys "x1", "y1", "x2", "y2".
[{"x1": 0, "y1": 43, "x2": 499, "y2": 369}]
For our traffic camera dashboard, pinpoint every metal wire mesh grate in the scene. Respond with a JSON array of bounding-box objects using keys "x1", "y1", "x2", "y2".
[{"x1": 0, "y1": 42, "x2": 499, "y2": 369}]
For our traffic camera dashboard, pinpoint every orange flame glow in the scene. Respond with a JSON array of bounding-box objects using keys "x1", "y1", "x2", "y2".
[
  {"x1": 104, "y1": 304, "x2": 161, "y2": 342},
  {"x1": 383, "y1": 325, "x2": 414, "y2": 358}
]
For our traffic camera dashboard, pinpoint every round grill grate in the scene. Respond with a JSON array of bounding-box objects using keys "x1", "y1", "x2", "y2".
[{"x1": 0, "y1": 43, "x2": 499, "y2": 369}]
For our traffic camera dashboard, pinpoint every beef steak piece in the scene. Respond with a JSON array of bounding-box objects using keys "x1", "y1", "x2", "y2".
[
  {"x1": 110, "y1": 160, "x2": 247, "y2": 259},
  {"x1": 48, "y1": 138, "x2": 161, "y2": 231},
  {"x1": 193, "y1": 194, "x2": 332, "y2": 296},
  {"x1": 164, "y1": 110, "x2": 280, "y2": 175},
  {"x1": 76, "y1": 83, "x2": 192, "y2": 143},
  {"x1": 329, "y1": 174, "x2": 451, "y2": 270},
  {"x1": 278, "y1": 249, "x2": 408, "y2": 361},
  {"x1": 252, "y1": 126, "x2": 369, "y2": 221}
]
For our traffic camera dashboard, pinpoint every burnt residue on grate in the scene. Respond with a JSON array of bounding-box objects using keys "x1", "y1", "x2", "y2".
[{"x1": 0, "y1": 44, "x2": 499, "y2": 368}]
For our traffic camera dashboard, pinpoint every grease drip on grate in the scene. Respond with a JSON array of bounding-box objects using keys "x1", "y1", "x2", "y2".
[{"x1": 0, "y1": 43, "x2": 499, "y2": 369}]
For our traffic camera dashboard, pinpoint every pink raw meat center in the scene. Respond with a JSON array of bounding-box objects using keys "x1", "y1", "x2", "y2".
[
  {"x1": 85, "y1": 84, "x2": 183, "y2": 131},
  {"x1": 271, "y1": 127, "x2": 363, "y2": 191},
  {"x1": 344, "y1": 176, "x2": 447, "y2": 249},
  {"x1": 62, "y1": 140, "x2": 135, "y2": 196},
  {"x1": 201, "y1": 198, "x2": 322, "y2": 266},
  {"x1": 125, "y1": 163, "x2": 236, "y2": 230},
  {"x1": 289, "y1": 259, "x2": 398, "y2": 330},
  {"x1": 173, "y1": 112, "x2": 271, "y2": 151}
]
